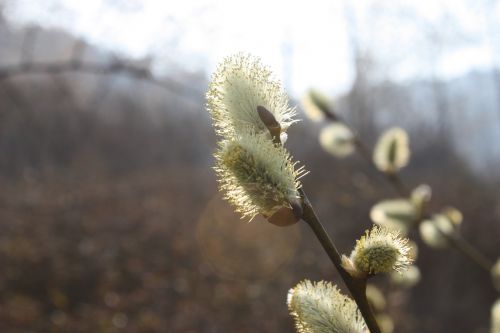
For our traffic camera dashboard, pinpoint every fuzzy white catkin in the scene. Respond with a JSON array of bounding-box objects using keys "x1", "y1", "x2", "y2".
[
  {"x1": 349, "y1": 226, "x2": 413, "y2": 275},
  {"x1": 440, "y1": 206, "x2": 463, "y2": 226},
  {"x1": 370, "y1": 199, "x2": 418, "y2": 236},
  {"x1": 373, "y1": 127, "x2": 410, "y2": 173},
  {"x1": 366, "y1": 284, "x2": 386, "y2": 312},
  {"x1": 207, "y1": 54, "x2": 307, "y2": 221},
  {"x1": 376, "y1": 314, "x2": 394, "y2": 333},
  {"x1": 319, "y1": 122, "x2": 355, "y2": 158},
  {"x1": 287, "y1": 280, "x2": 366, "y2": 333},
  {"x1": 391, "y1": 265, "x2": 421, "y2": 288},
  {"x1": 410, "y1": 184, "x2": 432, "y2": 210},
  {"x1": 407, "y1": 240, "x2": 419, "y2": 261},
  {"x1": 301, "y1": 89, "x2": 331, "y2": 122},
  {"x1": 207, "y1": 53, "x2": 297, "y2": 140},
  {"x1": 492, "y1": 299, "x2": 500, "y2": 333},
  {"x1": 214, "y1": 131, "x2": 306, "y2": 220},
  {"x1": 419, "y1": 213, "x2": 457, "y2": 249}
]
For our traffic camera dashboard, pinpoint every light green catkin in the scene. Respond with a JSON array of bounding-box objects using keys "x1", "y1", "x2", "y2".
[
  {"x1": 419, "y1": 212, "x2": 460, "y2": 249},
  {"x1": 287, "y1": 280, "x2": 366, "y2": 333},
  {"x1": 370, "y1": 199, "x2": 418, "y2": 235},
  {"x1": 214, "y1": 131, "x2": 306, "y2": 220},
  {"x1": 410, "y1": 184, "x2": 432, "y2": 212},
  {"x1": 319, "y1": 122, "x2": 356, "y2": 158},
  {"x1": 366, "y1": 284, "x2": 386, "y2": 312},
  {"x1": 492, "y1": 299, "x2": 500, "y2": 333},
  {"x1": 207, "y1": 53, "x2": 297, "y2": 140},
  {"x1": 373, "y1": 127, "x2": 410, "y2": 173},
  {"x1": 391, "y1": 265, "x2": 421, "y2": 288},
  {"x1": 349, "y1": 226, "x2": 413, "y2": 275},
  {"x1": 301, "y1": 89, "x2": 331, "y2": 122}
]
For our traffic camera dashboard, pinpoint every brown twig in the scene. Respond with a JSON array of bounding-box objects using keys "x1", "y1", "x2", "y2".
[
  {"x1": 300, "y1": 190, "x2": 381, "y2": 333},
  {"x1": 258, "y1": 108, "x2": 381, "y2": 332},
  {"x1": 321, "y1": 105, "x2": 494, "y2": 272},
  {"x1": 0, "y1": 60, "x2": 202, "y2": 102}
]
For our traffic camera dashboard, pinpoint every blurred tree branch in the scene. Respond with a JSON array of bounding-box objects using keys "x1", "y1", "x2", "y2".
[
  {"x1": 320, "y1": 104, "x2": 495, "y2": 273},
  {"x1": 257, "y1": 109, "x2": 382, "y2": 333},
  {"x1": 0, "y1": 59, "x2": 202, "y2": 101},
  {"x1": 0, "y1": 30, "x2": 202, "y2": 103}
]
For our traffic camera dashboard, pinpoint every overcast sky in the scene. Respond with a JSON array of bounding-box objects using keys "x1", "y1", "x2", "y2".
[{"x1": 4, "y1": 0, "x2": 499, "y2": 96}]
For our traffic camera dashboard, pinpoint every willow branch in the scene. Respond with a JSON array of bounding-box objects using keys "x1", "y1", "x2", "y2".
[
  {"x1": 300, "y1": 189, "x2": 381, "y2": 333},
  {"x1": 257, "y1": 108, "x2": 381, "y2": 332},
  {"x1": 321, "y1": 107, "x2": 494, "y2": 272},
  {"x1": 435, "y1": 223, "x2": 494, "y2": 271},
  {"x1": 0, "y1": 60, "x2": 202, "y2": 102}
]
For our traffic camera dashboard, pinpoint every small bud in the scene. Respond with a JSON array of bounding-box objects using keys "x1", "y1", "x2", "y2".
[
  {"x1": 215, "y1": 131, "x2": 306, "y2": 220},
  {"x1": 491, "y1": 259, "x2": 500, "y2": 292},
  {"x1": 267, "y1": 198, "x2": 303, "y2": 227},
  {"x1": 491, "y1": 299, "x2": 500, "y2": 333},
  {"x1": 349, "y1": 226, "x2": 413, "y2": 275},
  {"x1": 373, "y1": 127, "x2": 410, "y2": 173},
  {"x1": 376, "y1": 314, "x2": 395, "y2": 333},
  {"x1": 370, "y1": 199, "x2": 418, "y2": 236},
  {"x1": 440, "y1": 206, "x2": 463, "y2": 226},
  {"x1": 319, "y1": 122, "x2": 356, "y2": 158},
  {"x1": 257, "y1": 105, "x2": 281, "y2": 144},
  {"x1": 301, "y1": 89, "x2": 332, "y2": 122},
  {"x1": 419, "y1": 213, "x2": 458, "y2": 249},
  {"x1": 341, "y1": 255, "x2": 365, "y2": 278},
  {"x1": 207, "y1": 53, "x2": 297, "y2": 139},
  {"x1": 391, "y1": 265, "x2": 421, "y2": 288},
  {"x1": 287, "y1": 280, "x2": 367, "y2": 333},
  {"x1": 366, "y1": 284, "x2": 386, "y2": 312},
  {"x1": 280, "y1": 132, "x2": 288, "y2": 144}
]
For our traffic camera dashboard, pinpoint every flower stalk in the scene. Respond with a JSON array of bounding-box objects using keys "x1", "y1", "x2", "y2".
[
  {"x1": 300, "y1": 190, "x2": 382, "y2": 333},
  {"x1": 257, "y1": 106, "x2": 382, "y2": 332},
  {"x1": 316, "y1": 103, "x2": 493, "y2": 272}
]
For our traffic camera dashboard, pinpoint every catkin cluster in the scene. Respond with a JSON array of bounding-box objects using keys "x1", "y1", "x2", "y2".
[{"x1": 207, "y1": 53, "x2": 305, "y2": 221}]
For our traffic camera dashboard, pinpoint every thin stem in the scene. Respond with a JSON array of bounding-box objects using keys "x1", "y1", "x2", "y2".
[
  {"x1": 385, "y1": 172, "x2": 410, "y2": 197},
  {"x1": 301, "y1": 190, "x2": 381, "y2": 333},
  {"x1": 258, "y1": 108, "x2": 381, "y2": 331},
  {"x1": 0, "y1": 60, "x2": 201, "y2": 102},
  {"x1": 439, "y1": 228, "x2": 494, "y2": 272},
  {"x1": 325, "y1": 110, "x2": 493, "y2": 272}
]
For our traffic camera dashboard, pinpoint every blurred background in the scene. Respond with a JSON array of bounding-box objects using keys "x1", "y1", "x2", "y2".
[{"x1": 0, "y1": 0, "x2": 499, "y2": 332}]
